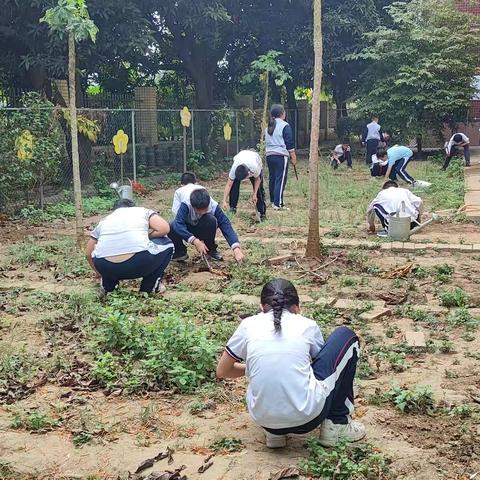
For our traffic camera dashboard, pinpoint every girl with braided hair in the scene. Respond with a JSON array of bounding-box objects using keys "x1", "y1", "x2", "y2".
[{"x1": 216, "y1": 278, "x2": 365, "y2": 449}]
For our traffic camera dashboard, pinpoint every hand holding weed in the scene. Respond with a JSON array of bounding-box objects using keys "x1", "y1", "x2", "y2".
[
  {"x1": 194, "y1": 239, "x2": 209, "y2": 255},
  {"x1": 222, "y1": 200, "x2": 228, "y2": 210},
  {"x1": 233, "y1": 247, "x2": 245, "y2": 263}
]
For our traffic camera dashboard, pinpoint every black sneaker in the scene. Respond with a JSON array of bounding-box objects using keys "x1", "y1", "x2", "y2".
[
  {"x1": 208, "y1": 250, "x2": 224, "y2": 261},
  {"x1": 230, "y1": 207, "x2": 237, "y2": 214},
  {"x1": 173, "y1": 253, "x2": 188, "y2": 262}
]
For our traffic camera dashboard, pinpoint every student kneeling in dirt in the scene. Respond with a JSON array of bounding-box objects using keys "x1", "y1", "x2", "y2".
[
  {"x1": 367, "y1": 180, "x2": 423, "y2": 235},
  {"x1": 86, "y1": 199, "x2": 173, "y2": 295},
  {"x1": 216, "y1": 278, "x2": 365, "y2": 449},
  {"x1": 169, "y1": 187, "x2": 245, "y2": 263}
]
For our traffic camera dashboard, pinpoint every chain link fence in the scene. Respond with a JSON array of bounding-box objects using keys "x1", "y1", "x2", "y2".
[{"x1": 0, "y1": 106, "x2": 299, "y2": 213}]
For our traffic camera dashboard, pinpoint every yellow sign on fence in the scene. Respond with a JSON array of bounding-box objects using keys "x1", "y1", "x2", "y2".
[
  {"x1": 223, "y1": 122, "x2": 232, "y2": 141},
  {"x1": 113, "y1": 129, "x2": 129, "y2": 155},
  {"x1": 180, "y1": 106, "x2": 192, "y2": 128},
  {"x1": 16, "y1": 130, "x2": 34, "y2": 160}
]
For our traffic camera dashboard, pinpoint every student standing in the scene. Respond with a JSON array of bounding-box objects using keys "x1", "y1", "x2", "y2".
[
  {"x1": 376, "y1": 146, "x2": 416, "y2": 185},
  {"x1": 222, "y1": 150, "x2": 267, "y2": 221},
  {"x1": 367, "y1": 180, "x2": 423, "y2": 234},
  {"x1": 443, "y1": 133, "x2": 471, "y2": 170},
  {"x1": 330, "y1": 139, "x2": 352, "y2": 170},
  {"x1": 265, "y1": 104, "x2": 297, "y2": 210},
  {"x1": 362, "y1": 115, "x2": 384, "y2": 165},
  {"x1": 217, "y1": 278, "x2": 365, "y2": 449},
  {"x1": 85, "y1": 199, "x2": 173, "y2": 295},
  {"x1": 169, "y1": 187, "x2": 245, "y2": 263}
]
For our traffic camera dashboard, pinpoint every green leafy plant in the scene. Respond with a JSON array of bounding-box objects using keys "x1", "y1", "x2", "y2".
[
  {"x1": 225, "y1": 263, "x2": 274, "y2": 295},
  {"x1": 11, "y1": 409, "x2": 59, "y2": 432},
  {"x1": 387, "y1": 385, "x2": 435, "y2": 414},
  {"x1": 300, "y1": 439, "x2": 389, "y2": 479},
  {"x1": 211, "y1": 437, "x2": 245, "y2": 453},
  {"x1": 438, "y1": 288, "x2": 469, "y2": 308},
  {"x1": 89, "y1": 309, "x2": 219, "y2": 393}
]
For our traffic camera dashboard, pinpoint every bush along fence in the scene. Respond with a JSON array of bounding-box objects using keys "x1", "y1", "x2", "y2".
[{"x1": 1, "y1": 101, "x2": 305, "y2": 213}]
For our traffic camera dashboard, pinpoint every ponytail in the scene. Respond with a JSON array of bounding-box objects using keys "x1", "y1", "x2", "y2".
[
  {"x1": 260, "y1": 278, "x2": 299, "y2": 334},
  {"x1": 267, "y1": 104, "x2": 285, "y2": 136}
]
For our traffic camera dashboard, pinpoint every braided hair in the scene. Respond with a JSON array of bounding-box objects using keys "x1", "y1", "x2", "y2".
[{"x1": 260, "y1": 278, "x2": 300, "y2": 333}]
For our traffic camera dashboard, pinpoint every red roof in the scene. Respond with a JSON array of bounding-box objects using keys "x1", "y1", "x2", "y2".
[{"x1": 456, "y1": 0, "x2": 480, "y2": 15}]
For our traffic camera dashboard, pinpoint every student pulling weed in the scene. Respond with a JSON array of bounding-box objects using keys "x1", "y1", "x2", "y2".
[{"x1": 217, "y1": 278, "x2": 365, "y2": 449}]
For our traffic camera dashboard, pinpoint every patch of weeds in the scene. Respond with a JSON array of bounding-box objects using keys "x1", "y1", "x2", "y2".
[
  {"x1": 357, "y1": 359, "x2": 376, "y2": 380},
  {"x1": 325, "y1": 226, "x2": 342, "y2": 238},
  {"x1": 412, "y1": 266, "x2": 430, "y2": 279},
  {"x1": 20, "y1": 195, "x2": 114, "y2": 225},
  {"x1": 303, "y1": 304, "x2": 338, "y2": 332},
  {"x1": 447, "y1": 307, "x2": 479, "y2": 331},
  {"x1": 300, "y1": 439, "x2": 390, "y2": 479},
  {"x1": 10, "y1": 238, "x2": 90, "y2": 278},
  {"x1": 243, "y1": 239, "x2": 276, "y2": 262},
  {"x1": 438, "y1": 288, "x2": 469, "y2": 308},
  {"x1": 395, "y1": 305, "x2": 438, "y2": 326},
  {"x1": 72, "y1": 431, "x2": 94, "y2": 447},
  {"x1": 347, "y1": 249, "x2": 368, "y2": 268},
  {"x1": 385, "y1": 325, "x2": 400, "y2": 338},
  {"x1": 339, "y1": 276, "x2": 358, "y2": 287},
  {"x1": 444, "y1": 369, "x2": 459, "y2": 379},
  {"x1": 373, "y1": 349, "x2": 409, "y2": 372},
  {"x1": 365, "y1": 265, "x2": 380, "y2": 275},
  {"x1": 88, "y1": 309, "x2": 219, "y2": 393},
  {"x1": 224, "y1": 262, "x2": 274, "y2": 295},
  {"x1": 140, "y1": 402, "x2": 158, "y2": 428},
  {"x1": 432, "y1": 264, "x2": 454, "y2": 283},
  {"x1": 462, "y1": 331, "x2": 475, "y2": 342},
  {"x1": 386, "y1": 384, "x2": 435, "y2": 414},
  {"x1": 210, "y1": 437, "x2": 244, "y2": 453},
  {"x1": 447, "y1": 405, "x2": 476, "y2": 419},
  {"x1": 439, "y1": 340, "x2": 454, "y2": 354},
  {"x1": 11, "y1": 409, "x2": 59, "y2": 432}
]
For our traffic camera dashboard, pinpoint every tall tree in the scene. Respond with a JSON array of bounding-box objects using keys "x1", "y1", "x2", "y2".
[
  {"x1": 353, "y1": 0, "x2": 480, "y2": 140},
  {"x1": 306, "y1": 0, "x2": 323, "y2": 258},
  {"x1": 41, "y1": 0, "x2": 98, "y2": 248}
]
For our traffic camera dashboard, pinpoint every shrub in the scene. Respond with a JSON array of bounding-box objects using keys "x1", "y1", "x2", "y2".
[
  {"x1": 386, "y1": 385, "x2": 435, "y2": 414},
  {"x1": 438, "y1": 288, "x2": 469, "y2": 308},
  {"x1": 89, "y1": 310, "x2": 219, "y2": 393},
  {"x1": 0, "y1": 92, "x2": 65, "y2": 212},
  {"x1": 300, "y1": 439, "x2": 389, "y2": 479}
]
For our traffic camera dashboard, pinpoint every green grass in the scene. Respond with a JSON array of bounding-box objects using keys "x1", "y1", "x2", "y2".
[{"x1": 11, "y1": 409, "x2": 59, "y2": 431}]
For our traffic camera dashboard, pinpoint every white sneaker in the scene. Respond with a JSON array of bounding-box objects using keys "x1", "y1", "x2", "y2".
[
  {"x1": 265, "y1": 431, "x2": 287, "y2": 448},
  {"x1": 155, "y1": 283, "x2": 167, "y2": 294},
  {"x1": 413, "y1": 180, "x2": 431, "y2": 190},
  {"x1": 272, "y1": 205, "x2": 282, "y2": 210},
  {"x1": 318, "y1": 419, "x2": 366, "y2": 447}
]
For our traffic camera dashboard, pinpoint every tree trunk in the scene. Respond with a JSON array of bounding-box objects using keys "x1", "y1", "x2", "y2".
[
  {"x1": 260, "y1": 71, "x2": 270, "y2": 148},
  {"x1": 68, "y1": 33, "x2": 84, "y2": 249},
  {"x1": 305, "y1": 0, "x2": 323, "y2": 258}
]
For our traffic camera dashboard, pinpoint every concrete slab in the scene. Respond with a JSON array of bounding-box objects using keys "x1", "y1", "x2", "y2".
[{"x1": 404, "y1": 331, "x2": 427, "y2": 348}]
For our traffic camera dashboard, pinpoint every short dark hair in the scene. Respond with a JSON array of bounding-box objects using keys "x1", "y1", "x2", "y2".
[
  {"x1": 372, "y1": 114, "x2": 379, "y2": 120},
  {"x1": 190, "y1": 188, "x2": 211, "y2": 210},
  {"x1": 181, "y1": 172, "x2": 196, "y2": 185},
  {"x1": 376, "y1": 148, "x2": 387, "y2": 159},
  {"x1": 342, "y1": 138, "x2": 350, "y2": 145},
  {"x1": 453, "y1": 133, "x2": 463, "y2": 143},
  {"x1": 113, "y1": 198, "x2": 135, "y2": 210},
  {"x1": 383, "y1": 180, "x2": 398, "y2": 189},
  {"x1": 235, "y1": 164, "x2": 249, "y2": 181}
]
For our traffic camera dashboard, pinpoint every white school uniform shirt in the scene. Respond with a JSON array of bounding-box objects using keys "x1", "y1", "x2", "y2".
[
  {"x1": 172, "y1": 183, "x2": 204, "y2": 215},
  {"x1": 90, "y1": 207, "x2": 171, "y2": 258},
  {"x1": 226, "y1": 311, "x2": 326, "y2": 429},
  {"x1": 334, "y1": 144, "x2": 345, "y2": 156},
  {"x1": 445, "y1": 133, "x2": 470, "y2": 155},
  {"x1": 228, "y1": 150, "x2": 263, "y2": 180},
  {"x1": 367, "y1": 187, "x2": 423, "y2": 220}
]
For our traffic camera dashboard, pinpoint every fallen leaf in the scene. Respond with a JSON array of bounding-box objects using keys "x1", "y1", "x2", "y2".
[{"x1": 270, "y1": 466, "x2": 300, "y2": 480}]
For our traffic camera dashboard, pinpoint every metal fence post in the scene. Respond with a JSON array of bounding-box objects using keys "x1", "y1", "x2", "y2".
[
  {"x1": 131, "y1": 110, "x2": 137, "y2": 181},
  {"x1": 235, "y1": 110, "x2": 239, "y2": 154},
  {"x1": 191, "y1": 110, "x2": 195, "y2": 150}
]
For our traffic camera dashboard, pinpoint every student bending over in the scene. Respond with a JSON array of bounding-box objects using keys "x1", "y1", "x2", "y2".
[
  {"x1": 367, "y1": 180, "x2": 423, "y2": 235},
  {"x1": 222, "y1": 149, "x2": 267, "y2": 221},
  {"x1": 330, "y1": 139, "x2": 352, "y2": 170},
  {"x1": 86, "y1": 199, "x2": 173, "y2": 295},
  {"x1": 217, "y1": 278, "x2": 365, "y2": 449},
  {"x1": 443, "y1": 133, "x2": 471, "y2": 170},
  {"x1": 376, "y1": 146, "x2": 416, "y2": 185},
  {"x1": 169, "y1": 187, "x2": 245, "y2": 263}
]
